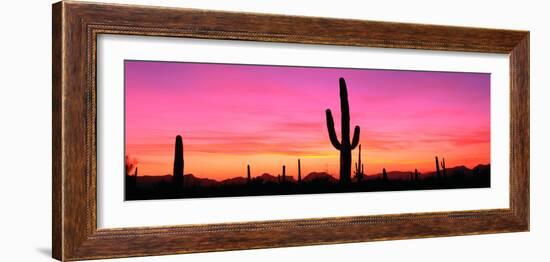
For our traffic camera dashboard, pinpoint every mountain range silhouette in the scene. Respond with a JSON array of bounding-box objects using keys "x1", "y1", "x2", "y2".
[{"x1": 132, "y1": 164, "x2": 489, "y2": 188}]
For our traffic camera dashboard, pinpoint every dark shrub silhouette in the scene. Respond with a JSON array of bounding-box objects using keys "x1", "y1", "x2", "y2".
[
  {"x1": 124, "y1": 155, "x2": 137, "y2": 177},
  {"x1": 326, "y1": 77, "x2": 361, "y2": 183},
  {"x1": 124, "y1": 156, "x2": 138, "y2": 198},
  {"x1": 172, "y1": 135, "x2": 184, "y2": 190}
]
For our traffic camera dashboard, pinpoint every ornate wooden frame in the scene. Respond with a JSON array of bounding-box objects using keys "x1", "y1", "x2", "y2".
[{"x1": 52, "y1": 1, "x2": 530, "y2": 261}]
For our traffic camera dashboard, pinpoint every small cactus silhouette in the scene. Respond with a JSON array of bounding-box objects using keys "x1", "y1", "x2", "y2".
[
  {"x1": 130, "y1": 166, "x2": 138, "y2": 189},
  {"x1": 441, "y1": 158, "x2": 446, "y2": 179},
  {"x1": 298, "y1": 159, "x2": 302, "y2": 184},
  {"x1": 435, "y1": 156, "x2": 441, "y2": 180},
  {"x1": 354, "y1": 144, "x2": 364, "y2": 182},
  {"x1": 172, "y1": 135, "x2": 184, "y2": 189},
  {"x1": 326, "y1": 77, "x2": 361, "y2": 183}
]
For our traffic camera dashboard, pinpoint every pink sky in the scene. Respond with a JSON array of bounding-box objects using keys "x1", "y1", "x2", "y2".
[{"x1": 125, "y1": 60, "x2": 490, "y2": 180}]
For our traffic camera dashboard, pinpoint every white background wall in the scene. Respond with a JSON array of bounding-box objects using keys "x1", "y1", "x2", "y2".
[{"x1": 0, "y1": 0, "x2": 547, "y2": 261}]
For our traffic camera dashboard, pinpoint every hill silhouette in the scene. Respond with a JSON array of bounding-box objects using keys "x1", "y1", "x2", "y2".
[
  {"x1": 303, "y1": 172, "x2": 338, "y2": 183},
  {"x1": 221, "y1": 176, "x2": 248, "y2": 186}
]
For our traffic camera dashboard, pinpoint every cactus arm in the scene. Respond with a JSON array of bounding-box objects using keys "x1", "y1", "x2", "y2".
[
  {"x1": 350, "y1": 126, "x2": 360, "y2": 149},
  {"x1": 325, "y1": 109, "x2": 342, "y2": 150}
]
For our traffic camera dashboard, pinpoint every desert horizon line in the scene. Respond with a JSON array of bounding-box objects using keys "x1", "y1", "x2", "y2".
[
  {"x1": 127, "y1": 156, "x2": 491, "y2": 182},
  {"x1": 126, "y1": 162, "x2": 490, "y2": 182}
]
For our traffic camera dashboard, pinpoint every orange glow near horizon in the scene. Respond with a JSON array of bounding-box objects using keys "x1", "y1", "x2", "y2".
[{"x1": 125, "y1": 61, "x2": 490, "y2": 181}]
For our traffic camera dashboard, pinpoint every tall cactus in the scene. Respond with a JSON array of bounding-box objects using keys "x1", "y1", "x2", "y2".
[
  {"x1": 173, "y1": 135, "x2": 184, "y2": 189},
  {"x1": 326, "y1": 77, "x2": 361, "y2": 183},
  {"x1": 298, "y1": 159, "x2": 302, "y2": 184},
  {"x1": 435, "y1": 156, "x2": 441, "y2": 179},
  {"x1": 414, "y1": 168, "x2": 419, "y2": 181},
  {"x1": 282, "y1": 165, "x2": 286, "y2": 183},
  {"x1": 247, "y1": 164, "x2": 251, "y2": 184},
  {"x1": 382, "y1": 168, "x2": 388, "y2": 181}
]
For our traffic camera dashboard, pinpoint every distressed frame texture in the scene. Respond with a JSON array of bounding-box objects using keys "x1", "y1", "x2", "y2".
[{"x1": 52, "y1": 1, "x2": 529, "y2": 261}]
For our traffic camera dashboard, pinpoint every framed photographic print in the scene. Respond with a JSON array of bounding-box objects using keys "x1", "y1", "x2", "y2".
[{"x1": 52, "y1": 1, "x2": 529, "y2": 261}]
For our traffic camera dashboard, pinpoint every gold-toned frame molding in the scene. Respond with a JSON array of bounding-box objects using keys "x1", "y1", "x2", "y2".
[{"x1": 52, "y1": 1, "x2": 529, "y2": 261}]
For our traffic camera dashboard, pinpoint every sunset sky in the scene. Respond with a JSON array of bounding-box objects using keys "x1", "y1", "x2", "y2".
[{"x1": 125, "y1": 60, "x2": 490, "y2": 181}]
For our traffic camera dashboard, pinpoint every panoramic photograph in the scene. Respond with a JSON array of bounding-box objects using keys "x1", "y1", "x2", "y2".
[{"x1": 124, "y1": 60, "x2": 491, "y2": 200}]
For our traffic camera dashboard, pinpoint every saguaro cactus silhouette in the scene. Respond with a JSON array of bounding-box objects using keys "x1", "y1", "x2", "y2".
[
  {"x1": 173, "y1": 135, "x2": 184, "y2": 189},
  {"x1": 354, "y1": 144, "x2": 364, "y2": 182},
  {"x1": 414, "y1": 168, "x2": 419, "y2": 181},
  {"x1": 382, "y1": 168, "x2": 388, "y2": 181},
  {"x1": 282, "y1": 165, "x2": 286, "y2": 183},
  {"x1": 441, "y1": 158, "x2": 446, "y2": 179},
  {"x1": 435, "y1": 156, "x2": 441, "y2": 179},
  {"x1": 247, "y1": 164, "x2": 251, "y2": 184},
  {"x1": 298, "y1": 159, "x2": 302, "y2": 184},
  {"x1": 129, "y1": 166, "x2": 137, "y2": 190},
  {"x1": 326, "y1": 77, "x2": 361, "y2": 183}
]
